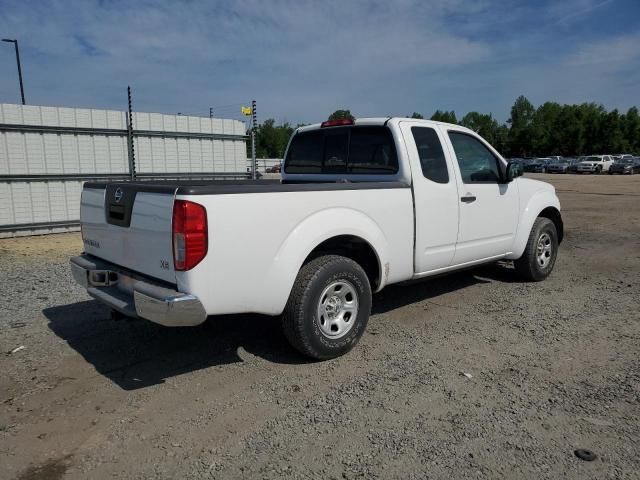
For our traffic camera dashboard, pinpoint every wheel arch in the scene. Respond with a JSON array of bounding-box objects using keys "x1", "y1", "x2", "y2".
[
  {"x1": 507, "y1": 190, "x2": 563, "y2": 260},
  {"x1": 538, "y1": 206, "x2": 564, "y2": 243},
  {"x1": 302, "y1": 234, "x2": 382, "y2": 291},
  {"x1": 263, "y1": 207, "x2": 389, "y2": 315}
]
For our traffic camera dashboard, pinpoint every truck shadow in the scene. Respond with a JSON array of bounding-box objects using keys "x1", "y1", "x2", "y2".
[
  {"x1": 43, "y1": 262, "x2": 518, "y2": 391},
  {"x1": 43, "y1": 301, "x2": 308, "y2": 391},
  {"x1": 373, "y1": 261, "x2": 519, "y2": 314}
]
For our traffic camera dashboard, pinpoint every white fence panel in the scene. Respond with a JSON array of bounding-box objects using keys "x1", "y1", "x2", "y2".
[
  {"x1": 0, "y1": 103, "x2": 248, "y2": 237},
  {"x1": 0, "y1": 180, "x2": 83, "y2": 238}
]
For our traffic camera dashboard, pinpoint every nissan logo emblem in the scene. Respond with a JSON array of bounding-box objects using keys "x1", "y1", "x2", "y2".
[{"x1": 114, "y1": 188, "x2": 124, "y2": 203}]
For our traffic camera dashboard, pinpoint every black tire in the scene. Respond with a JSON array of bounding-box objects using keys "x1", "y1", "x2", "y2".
[
  {"x1": 282, "y1": 255, "x2": 372, "y2": 360},
  {"x1": 595, "y1": 165, "x2": 602, "y2": 174},
  {"x1": 514, "y1": 217, "x2": 558, "y2": 282}
]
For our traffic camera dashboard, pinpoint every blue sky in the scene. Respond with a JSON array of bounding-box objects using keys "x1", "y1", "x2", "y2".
[{"x1": 1, "y1": 0, "x2": 639, "y2": 124}]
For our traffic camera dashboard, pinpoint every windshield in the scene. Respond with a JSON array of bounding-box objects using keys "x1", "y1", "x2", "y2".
[{"x1": 584, "y1": 156, "x2": 600, "y2": 162}]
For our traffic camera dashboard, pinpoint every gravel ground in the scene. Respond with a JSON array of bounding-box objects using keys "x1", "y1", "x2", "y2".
[{"x1": 0, "y1": 173, "x2": 638, "y2": 480}]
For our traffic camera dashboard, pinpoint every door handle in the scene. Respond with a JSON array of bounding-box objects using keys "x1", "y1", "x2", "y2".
[{"x1": 460, "y1": 195, "x2": 476, "y2": 203}]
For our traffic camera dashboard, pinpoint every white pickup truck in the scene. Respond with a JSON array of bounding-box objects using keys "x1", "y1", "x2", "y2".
[{"x1": 71, "y1": 117, "x2": 563, "y2": 359}]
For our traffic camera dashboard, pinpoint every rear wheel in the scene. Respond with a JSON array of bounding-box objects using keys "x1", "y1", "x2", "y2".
[
  {"x1": 282, "y1": 255, "x2": 372, "y2": 360},
  {"x1": 514, "y1": 217, "x2": 558, "y2": 282}
]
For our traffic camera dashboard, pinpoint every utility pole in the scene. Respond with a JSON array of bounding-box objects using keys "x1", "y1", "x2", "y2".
[
  {"x1": 209, "y1": 107, "x2": 213, "y2": 119},
  {"x1": 2, "y1": 38, "x2": 26, "y2": 104},
  {"x1": 251, "y1": 99, "x2": 257, "y2": 180}
]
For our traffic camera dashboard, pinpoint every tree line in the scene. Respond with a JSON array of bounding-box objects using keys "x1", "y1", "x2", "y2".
[{"x1": 251, "y1": 96, "x2": 640, "y2": 158}]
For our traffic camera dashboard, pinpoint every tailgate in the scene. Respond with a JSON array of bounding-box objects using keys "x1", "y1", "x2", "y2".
[{"x1": 80, "y1": 184, "x2": 177, "y2": 284}]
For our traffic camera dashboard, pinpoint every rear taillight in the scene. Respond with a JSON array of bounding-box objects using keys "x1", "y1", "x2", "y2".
[{"x1": 172, "y1": 200, "x2": 208, "y2": 271}]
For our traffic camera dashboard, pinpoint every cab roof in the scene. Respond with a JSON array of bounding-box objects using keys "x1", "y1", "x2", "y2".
[{"x1": 296, "y1": 117, "x2": 470, "y2": 134}]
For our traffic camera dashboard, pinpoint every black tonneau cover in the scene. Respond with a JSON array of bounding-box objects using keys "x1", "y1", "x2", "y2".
[{"x1": 83, "y1": 179, "x2": 410, "y2": 196}]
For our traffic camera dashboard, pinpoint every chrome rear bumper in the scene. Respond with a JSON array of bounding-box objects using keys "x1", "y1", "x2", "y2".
[{"x1": 70, "y1": 255, "x2": 207, "y2": 327}]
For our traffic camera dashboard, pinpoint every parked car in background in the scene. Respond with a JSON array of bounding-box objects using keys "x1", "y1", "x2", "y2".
[
  {"x1": 609, "y1": 157, "x2": 640, "y2": 175},
  {"x1": 577, "y1": 155, "x2": 614, "y2": 174},
  {"x1": 612, "y1": 154, "x2": 633, "y2": 161},
  {"x1": 547, "y1": 158, "x2": 571, "y2": 173},
  {"x1": 523, "y1": 158, "x2": 551, "y2": 173},
  {"x1": 266, "y1": 162, "x2": 282, "y2": 173},
  {"x1": 566, "y1": 157, "x2": 584, "y2": 174},
  {"x1": 547, "y1": 156, "x2": 564, "y2": 162}
]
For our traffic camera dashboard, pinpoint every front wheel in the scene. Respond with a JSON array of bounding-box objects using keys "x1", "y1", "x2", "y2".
[
  {"x1": 282, "y1": 255, "x2": 372, "y2": 360},
  {"x1": 514, "y1": 217, "x2": 558, "y2": 282}
]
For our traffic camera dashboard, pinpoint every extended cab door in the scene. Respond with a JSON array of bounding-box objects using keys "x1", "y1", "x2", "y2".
[
  {"x1": 400, "y1": 122, "x2": 460, "y2": 273},
  {"x1": 443, "y1": 127, "x2": 519, "y2": 265}
]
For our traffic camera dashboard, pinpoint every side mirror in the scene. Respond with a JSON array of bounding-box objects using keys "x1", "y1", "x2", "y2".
[{"x1": 505, "y1": 161, "x2": 523, "y2": 182}]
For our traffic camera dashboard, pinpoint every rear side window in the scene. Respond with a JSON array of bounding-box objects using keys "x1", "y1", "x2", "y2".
[
  {"x1": 348, "y1": 127, "x2": 398, "y2": 173},
  {"x1": 284, "y1": 126, "x2": 398, "y2": 175},
  {"x1": 285, "y1": 130, "x2": 323, "y2": 173},
  {"x1": 411, "y1": 127, "x2": 449, "y2": 183}
]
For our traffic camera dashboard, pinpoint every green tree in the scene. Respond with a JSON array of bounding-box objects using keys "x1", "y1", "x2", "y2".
[
  {"x1": 600, "y1": 109, "x2": 627, "y2": 153},
  {"x1": 623, "y1": 107, "x2": 640, "y2": 153},
  {"x1": 494, "y1": 124, "x2": 510, "y2": 155},
  {"x1": 328, "y1": 109, "x2": 355, "y2": 121},
  {"x1": 531, "y1": 102, "x2": 563, "y2": 155},
  {"x1": 579, "y1": 103, "x2": 606, "y2": 154},
  {"x1": 253, "y1": 119, "x2": 295, "y2": 158},
  {"x1": 430, "y1": 110, "x2": 457, "y2": 124},
  {"x1": 461, "y1": 112, "x2": 499, "y2": 142},
  {"x1": 556, "y1": 104, "x2": 584, "y2": 156},
  {"x1": 263, "y1": 98, "x2": 640, "y2": 159},
  {"x1": 508, "y1": 95, "x2": 536, "y2": 156}
]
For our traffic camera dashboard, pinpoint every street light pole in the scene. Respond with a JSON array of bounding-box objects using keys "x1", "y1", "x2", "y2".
[{"x1": 2, "y1": 38, "x2": 26, "y2": 105}]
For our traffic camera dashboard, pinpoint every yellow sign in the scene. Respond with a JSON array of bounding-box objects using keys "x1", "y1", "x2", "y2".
[{"x1": 241, "y1": 106, "x2": 252, "y2": 116}]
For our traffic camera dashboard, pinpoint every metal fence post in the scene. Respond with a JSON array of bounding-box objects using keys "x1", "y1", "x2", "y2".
[
  {"x1": 127, "y1": 86, "x2": 136, "y2": 180},
  {"x1": 251, "y1": 99, "x2": 257, "y2": 180}
]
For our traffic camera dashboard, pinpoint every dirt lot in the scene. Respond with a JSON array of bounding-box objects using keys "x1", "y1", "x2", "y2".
[{"x1": 1, "y1": 173, "x2": 638, "y2": 479}]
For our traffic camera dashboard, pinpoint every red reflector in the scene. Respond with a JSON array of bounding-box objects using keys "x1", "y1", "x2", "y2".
[
  {"x1": 321, "y1": 118, "x2": 354, "y2": 128},
  {"x1": 172, "y1": 200, "x2": 208, "y2": 271}
]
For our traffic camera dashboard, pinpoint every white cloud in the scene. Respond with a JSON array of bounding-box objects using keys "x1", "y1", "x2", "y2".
[
  {"x1": 548, "y1": 0, "x2": 614, "y2": 25},
  {"x1": 0, "y1": 0, "x2": 637, "y2": 123},
  {"x1": 568, "y1": 32, "x2": 640, "y2": 67}
]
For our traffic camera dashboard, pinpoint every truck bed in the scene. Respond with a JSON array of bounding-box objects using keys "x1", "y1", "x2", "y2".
[{"x1": 79, "y1": 179, "x2": 415, "y2": 316}]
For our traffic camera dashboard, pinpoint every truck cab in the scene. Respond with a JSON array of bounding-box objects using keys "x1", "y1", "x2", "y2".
[{"x1": 283, "y1": 118, "x2": 561, "y2": 274}]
